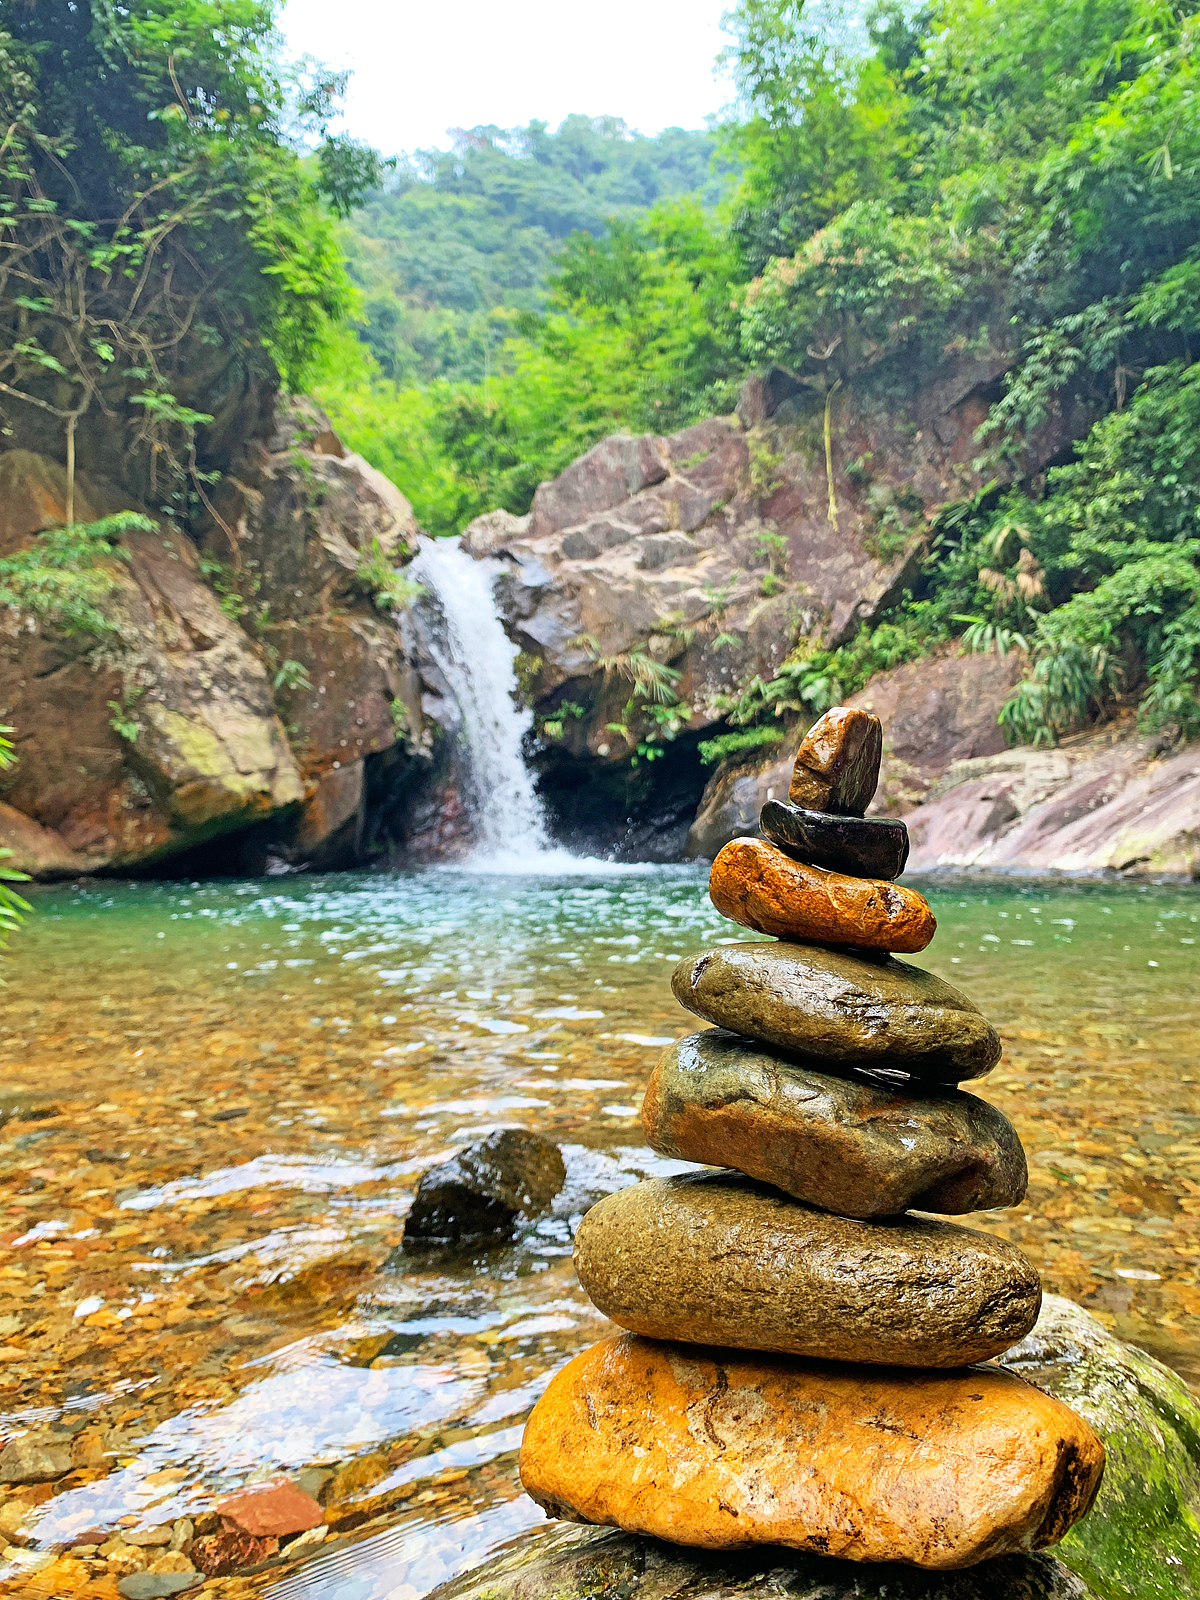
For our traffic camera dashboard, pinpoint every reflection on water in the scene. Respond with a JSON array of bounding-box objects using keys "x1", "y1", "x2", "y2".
[{"x1": 0, "y1": 866, "x2": 1197, "y2": 1597}]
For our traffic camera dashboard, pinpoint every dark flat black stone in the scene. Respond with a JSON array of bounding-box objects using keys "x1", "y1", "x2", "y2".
[{"x1": 760, "y1": 800, "x2": 909, "y2": 880}]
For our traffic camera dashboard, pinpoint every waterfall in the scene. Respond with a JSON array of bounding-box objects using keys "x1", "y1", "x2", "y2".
[{"x1": 409, "y1": 536, "x2": 557, "y2": 867}]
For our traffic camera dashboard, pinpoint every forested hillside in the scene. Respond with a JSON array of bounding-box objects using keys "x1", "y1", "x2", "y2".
[
  {"x1": 321, "y1": 0, "x2": 1200, "y2": 751},
  {"x1": 343, "y1": 118, "x2": 731, "y2": 385},
  {"x1": 0, "y1": 0, "x2": 1197, "y2": 769}
]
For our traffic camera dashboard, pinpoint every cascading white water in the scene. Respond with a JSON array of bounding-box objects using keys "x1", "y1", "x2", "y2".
[{"x1": 410, "y1": 535, "x2": 556, "y2": 866}]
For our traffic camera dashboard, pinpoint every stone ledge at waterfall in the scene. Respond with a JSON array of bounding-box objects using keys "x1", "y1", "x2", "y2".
[{"x1": 454, "y1": 378, "x2": 1199, "y2": 876}]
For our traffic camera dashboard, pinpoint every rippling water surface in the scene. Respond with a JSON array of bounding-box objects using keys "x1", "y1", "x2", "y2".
[{"x1": 1, "y1": 865, "x2": 1197, "y2": 1597}]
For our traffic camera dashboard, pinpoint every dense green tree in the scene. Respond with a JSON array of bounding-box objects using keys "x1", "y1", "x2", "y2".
[
  {"x1": 343, "y1": 117, "x2": 733, "y2": 385},
  {"x1": 0, "y1": 0, "x2": 384, "y2": 513}
]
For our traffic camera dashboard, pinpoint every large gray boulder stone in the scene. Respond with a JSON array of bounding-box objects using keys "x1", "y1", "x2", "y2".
[
  {"x1": 904, "y1": 725, "x2": 1200, "y2": 878},
  {"x1": 1003, "y1": 1295, "x2": 1200, "y2": 1599}
]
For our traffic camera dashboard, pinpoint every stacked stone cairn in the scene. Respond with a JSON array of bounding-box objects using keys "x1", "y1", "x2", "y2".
[{"x1": 520, "y1": 708, "x2": 1107, "y2": 1571}]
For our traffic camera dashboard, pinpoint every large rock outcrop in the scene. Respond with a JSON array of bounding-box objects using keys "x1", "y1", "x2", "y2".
[
  {"x1": 686, "y1": 649, "x2": 1200, "y2": 877},
  {"x1": 0, "y1": 403, "x2": 433, "y2": 877},
  {"x1": 470, "y1": 374, "x2": 1016, "y2": 753},
  {"x1": 904, "y1": 720, "x2": 1200, "y2": 877},
  {"x1": 686, "y1": 645, "x2": 1024, "y2": 859},
  {"x1": 4, "y1": 364, "x2": 1193, "y2": 878},
  {"x1": 0, "y1": 454, "x2": 303, "y2": 875},
  {"x1": 456, "y1": 360, "x2": 1073, "y2": 857},
  {"x1": 196, "y1": 396, "x2": 428, "y2": 868}
]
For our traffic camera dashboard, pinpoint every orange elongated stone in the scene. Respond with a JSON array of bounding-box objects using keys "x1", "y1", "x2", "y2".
[
  {"x1": 519, "y1": 1334, "x2": 1106, "y2": 1569},
  {"x1": 709, "y1": 836, "x2": 935, "y2": 952}
]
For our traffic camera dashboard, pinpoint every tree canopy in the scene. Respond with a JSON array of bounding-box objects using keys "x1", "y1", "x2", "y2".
[
  {"x1": 318, "y1": 0, "x2": 1200, "y2": 744},
  {"x1": 0, "y1": 0, "x2": 384, "y2": 515}
]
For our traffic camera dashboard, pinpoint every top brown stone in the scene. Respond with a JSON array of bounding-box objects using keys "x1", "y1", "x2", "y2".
[{"x1": 789, "y1": 707, "x2": 883, "y2": 815}]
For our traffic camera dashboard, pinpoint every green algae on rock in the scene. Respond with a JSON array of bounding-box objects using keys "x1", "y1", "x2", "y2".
[
  {"x1": 997, "y1": 1296, "x2": 1200, "y2": 1600},
  {"x1": 672, "y1": 942, "x2": 1002, "y2": 1081}
]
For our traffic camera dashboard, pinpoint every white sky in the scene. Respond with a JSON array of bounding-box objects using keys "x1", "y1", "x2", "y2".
[{"x1": 278, "y1": 0, "x2": 733, "y2": 156}]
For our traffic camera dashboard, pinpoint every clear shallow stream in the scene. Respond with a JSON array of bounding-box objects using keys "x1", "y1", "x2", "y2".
[{"x1": 1, "y1": 866, "x2": 1198, "y2": 1598}]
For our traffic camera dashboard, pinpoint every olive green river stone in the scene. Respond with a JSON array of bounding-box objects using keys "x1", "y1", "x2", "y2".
[
  {"x1": 643, "y1": 1029, "x2": 1027, "y2": 1217},
  {"x1": 573, "y1": 1172, "x2": 1041, "y2": 1367},
  {"x1": 671, "y1": 942, "x2": 1002, "y2": 1082},
  {"x1": 427, "y1": 1524, "x2": 1097, "y2": 1600}
]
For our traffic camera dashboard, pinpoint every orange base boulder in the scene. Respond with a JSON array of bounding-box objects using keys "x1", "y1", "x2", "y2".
[{"x1": 520, "y1": 1334, "x2": 1105, "y2": 1570}]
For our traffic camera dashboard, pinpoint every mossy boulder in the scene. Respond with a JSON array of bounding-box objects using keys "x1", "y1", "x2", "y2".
[
  {"x1": 428, "y1": 1297, "x2": 1198, "y2": 1600},
  {"x1": 1002, "y1": 1295, "x2": 1200, "y2": 1600}
]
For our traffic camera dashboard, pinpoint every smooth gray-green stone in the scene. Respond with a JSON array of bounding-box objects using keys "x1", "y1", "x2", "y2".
[
  {"x1": 644, "y1": 1028, "x2": 1026, "y2": 1217},
  {"x1": 427, "y1": 1522, "x2": 1097, "y2": 1600},
  {"x1": 672, "y1": 941, "x2": 1001, "y2": 1082},
  {"x1": 573, "y1": 1171, "x2": 1041, "y2": 1367}
]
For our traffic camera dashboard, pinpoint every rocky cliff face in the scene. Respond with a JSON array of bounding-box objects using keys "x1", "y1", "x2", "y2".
[
  {"x1": 686, "y1": 648, "x2": 1200, "y2": 879},
  {"x1": 457, "y1": 357, "x2": 1069, "y2": 858},
  {"x1": 0, "y1": 402, "x2": 437, "y2": 878},
  {"x1": 904, "y1": 720, "x2": 1200, "y2": 878}
]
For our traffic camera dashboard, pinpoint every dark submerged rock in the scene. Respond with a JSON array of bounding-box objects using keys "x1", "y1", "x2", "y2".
[
  {"x1": 642, "y1": 1029, "x2": 1027, "y2": 1217},
  {"x1": 425, "y1": 1522, "x2": 1098, "y2": 1599},
  {"x1": 761, "y1": 799, "x2": 910, "y2": 879},
  {"x1": 402, "y1": 1128, "x2": 567, "y2": 1244},
  {"x1": 672, "y1": 942, "x2": 1002, "y2": 1082},
  {"x1": 573, "y1": 1172, "x2": 1041, "y2": 1367}
]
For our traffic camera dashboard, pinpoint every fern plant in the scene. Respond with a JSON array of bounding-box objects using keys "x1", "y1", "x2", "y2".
[
  {"x1": 0, "y1": 728, "x2": 31, "y2": 955},
  {"x1": 952, "y1": 615, "x2": 1030, "y2": 656}
]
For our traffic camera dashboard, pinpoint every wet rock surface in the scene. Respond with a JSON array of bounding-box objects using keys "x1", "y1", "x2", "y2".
[
  {"x1": 903, "y1": 719, "x2": 1200, "y2": 878},
  {"x1": 402, "y1": 1128, "x2": 567, "y2": 1244},
  {"x1": 0, "y1": 1433, "x2": 73, "y2": 1484},
  {"x1": 709, "y1": 837, "x2": 935, "y2": 951},
  {"x1": 427, "y1": 1522, "x2": 1099, "y2": 1600},
  {"x1": 118, "y1": 1573, "x2": 201, "y2": 1598},
  {"x1": 686, "y1": 648, "x2": 1023, "y2": 860},
  {"x1": 1002, "y1": 1295, "x2": 1200, "y2": 1598},
  {"x1": 573, "y1": 1172, "x2": 1041, "y2": 1366},
  {"x1": 672, "y1": 941, "x2": 1002, "y2": 1081},
  {"x1": 788, "y1": 707, "x2": 884, "y2": 816},
  {"x1": 214, "y1": 1478, "x2": 323, "y2": 1537},
  {"x1": 518, "y1": 1333, "x2": 1103, "y2": 1566},
  {"x1": 761, "y1": 800, "x2": 910, "y2": 879},
  {"x1": 641, "y1": 1029, "x2": 1027, "y2": 1217}
]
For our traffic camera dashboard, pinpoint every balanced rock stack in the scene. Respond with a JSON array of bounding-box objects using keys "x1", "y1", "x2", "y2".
[{"x1": 520, "y1": 708, "x2": 1107, "y2": 1572}]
